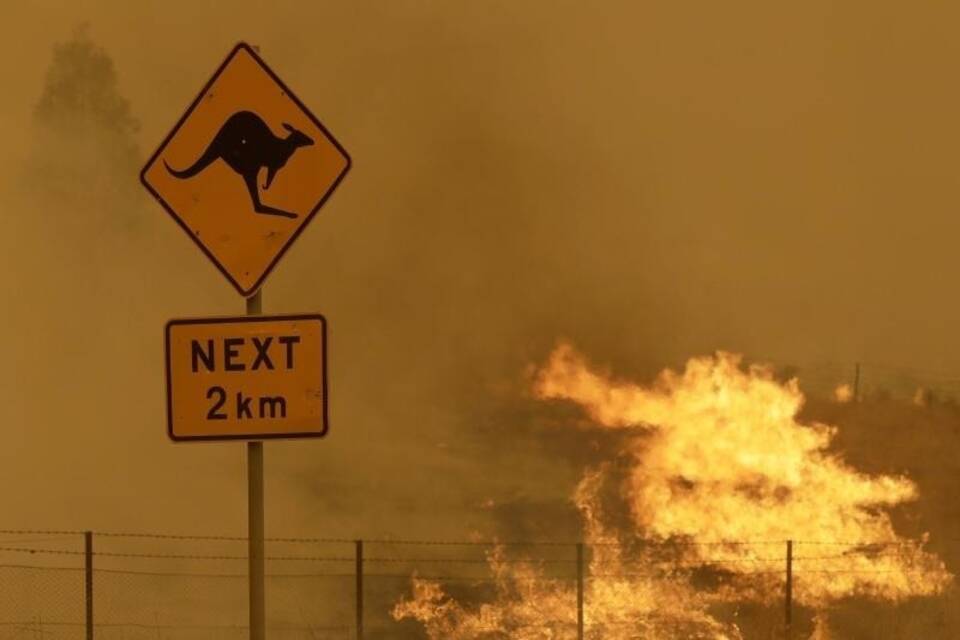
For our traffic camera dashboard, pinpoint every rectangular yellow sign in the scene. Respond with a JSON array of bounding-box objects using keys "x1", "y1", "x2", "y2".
[{"x1": 165, "y1": 314, "x2": 327, "y2": 441}]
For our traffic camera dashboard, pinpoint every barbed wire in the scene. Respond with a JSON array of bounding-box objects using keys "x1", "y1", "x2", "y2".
[
  {"x1": 0, "y1": 564, "x2": 939, "y2": 581},
  {"x1": 0, "y1": 546, "x2": 357, "y2": 561},
  {"x1": 0, "y1": 621, "x2": 352, "y2": 631},
  {"x1": 0, "y1": 546, "x2": 930, "y2": 566},
  {"x1": 0, "y1": 533, "x2": 943, "y2": 552},
  {"x1": 0, "y1": 564, "x2": 346, "y2": 579},
  {"x1": 0, "y1": 529, "x2": 928, "y2": 559}
]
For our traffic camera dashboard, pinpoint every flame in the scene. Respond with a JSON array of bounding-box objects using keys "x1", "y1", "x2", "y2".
[
  {"x1": 393, "y1": 481, "x2": 748, "y2": 637},
  {"x1": 394, "y1": 344, "x2": 950, "y2": 637},
  {"x1": 834, "y1": 383, "x2": 853, "y2": 403},
  {"x1": 913, "y1": 387, "x2": 928, "y2": 407},
  {"x1": 809, "y1": 613, "x2": 833, "y2": 640},
  {"x1": 393, "y1": 548, "x2": 583, "y2": 640}
]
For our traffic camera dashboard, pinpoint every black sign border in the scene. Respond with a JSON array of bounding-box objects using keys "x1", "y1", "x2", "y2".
[
  {"x1": 165, "y1": 313, "x2": 328, "y2": 442},
  {"x1": 140, "y1": 42, "x2": 352, "y2": 298}
]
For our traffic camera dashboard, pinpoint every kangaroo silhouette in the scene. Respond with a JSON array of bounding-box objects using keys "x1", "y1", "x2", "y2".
[{"x1": 164, "y1": 110, "x2": 313, "y2": 219}]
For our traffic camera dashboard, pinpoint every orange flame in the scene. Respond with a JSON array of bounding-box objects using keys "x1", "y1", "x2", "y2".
[
  {"x1": 834, "y1": 383, "x2": 853, "y2": 403},
  {"x1": 394, "y1": 344, "x2": 950, "y2": 637}
]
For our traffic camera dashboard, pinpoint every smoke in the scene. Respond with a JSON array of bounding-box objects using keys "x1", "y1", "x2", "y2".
[
  {"x1": 4, "y1": 1, "x2": 960, "y2": 636},
  {"x1": 394, "y1": 345, "x2": 954, "y2": 638},
  {"x1": 27, "y1": 23, "x2": 140, "y2": 218}
]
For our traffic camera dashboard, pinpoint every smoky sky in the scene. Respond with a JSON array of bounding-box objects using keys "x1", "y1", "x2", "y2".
[{"x1": 2, "y1": 0, "x2": 960, "y2": 554}]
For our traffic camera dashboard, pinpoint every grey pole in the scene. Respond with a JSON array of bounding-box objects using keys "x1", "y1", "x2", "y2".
[
  {"x1": 247, "y1": 290, "x2": 266, "y2": 640},
  {"x1": 84, "y1": 531, "x2": 93, "y2": 640}
]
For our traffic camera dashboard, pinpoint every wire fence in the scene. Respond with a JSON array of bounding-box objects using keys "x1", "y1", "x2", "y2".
[
  {"x1": 0, "y1": 530, "x2": 955, "y2": 640},
  {"x1": 737, "y1": 356, "x2": 960, "y2": 405}
]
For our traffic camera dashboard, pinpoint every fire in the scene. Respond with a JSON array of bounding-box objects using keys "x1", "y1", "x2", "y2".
[
  {"x1": 393, "y1": 547, "x2": 583, "y2": 639},
  {"x1": 393, "y1": 344, "x2": 950, "y2": 637},
  {"x1": 913, "y1": 387, "x2": 928, "y2": 407},
  {"x1": 834, "y1": 383, "x2": 853, "y2": 403},
  {"x1": 809, "y1": 614, "x2": 832, "y2": 640}
]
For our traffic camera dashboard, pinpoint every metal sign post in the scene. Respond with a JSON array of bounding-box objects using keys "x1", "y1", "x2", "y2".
[
  {"x1": 249, "y1": 439, "x2": 265, "y2": 640},
  {"x1": 247, "y1": 291, "x2": 265, "y2": 640},
  {"x1": 143, "y1": 42, "x2": 349, "y2": 640}
]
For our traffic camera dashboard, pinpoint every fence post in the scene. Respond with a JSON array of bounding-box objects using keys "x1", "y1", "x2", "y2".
[
  {"x1": 785, "y1": 540, "x2": 793, "y2": 640},
  {"x1": 356, "y1": 540, "x2": 364, "y2": 640},
  {"x1": 853, "y1": 362, "x2": 861, "y2": 402},
  {"x1": 85, "y1": 531, "x2": 93, "y2": 640},
  {"x1": 576, "y1": 542, "x2": 584, "y2": 640}
]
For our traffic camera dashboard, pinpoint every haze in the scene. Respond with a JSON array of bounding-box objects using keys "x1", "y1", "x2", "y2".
[{"x1": 1, "y1": 2, "x2": 959, "y2": 637}]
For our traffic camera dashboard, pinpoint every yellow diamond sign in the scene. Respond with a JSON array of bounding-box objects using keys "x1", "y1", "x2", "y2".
[{"x1": 141, "y1": 43, "x2": 351, "y2": 296}]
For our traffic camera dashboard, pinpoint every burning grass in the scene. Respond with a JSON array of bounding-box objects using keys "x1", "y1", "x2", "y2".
[{"x1": 393, "y1": 345, "x2": 951, "y2": 638}]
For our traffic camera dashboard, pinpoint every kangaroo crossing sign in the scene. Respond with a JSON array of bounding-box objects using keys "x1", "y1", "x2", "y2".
[
  {"x1": 165, "y1": 315, "x2": 327, "y2": 441},
  {"x1": 141, "y1": 43, "x2": 351, "y2": 297}
]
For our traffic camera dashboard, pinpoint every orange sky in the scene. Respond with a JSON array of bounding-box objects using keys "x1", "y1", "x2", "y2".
[{"x1": 1, "y1": 0, "x2": 959, "y2": 552}]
